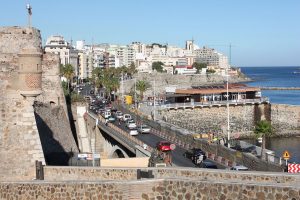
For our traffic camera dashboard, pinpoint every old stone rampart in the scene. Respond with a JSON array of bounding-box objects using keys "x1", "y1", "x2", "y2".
[
  {"x1": 0, "y1": 27, "x2": 45, "y2": 180},
  {"x1": 34, "y1": 103, "x2": 78, "y2": 165},
  {"x1": 123, "y1": 72, "x2": 250, "y2": 97},
  {"x1": 0, "y1": 26, "x2": 77, "y2": 180},
  {"x1": 0, "y1": 180, "x2": 299, "y2": 199},
  {"x1": 43, "y1": 166, "x2": 299, "y2": 184},
  {"x1": 1, "y1": 167, "x2": 299, "y2": 199},
  {"x1": 271, "y1": 104, "x2": 300, "y2": 135}
]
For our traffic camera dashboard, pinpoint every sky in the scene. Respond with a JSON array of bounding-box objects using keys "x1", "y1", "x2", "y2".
[{"x1": 0, "y1": 0, "x2": 299, "y2": 67}]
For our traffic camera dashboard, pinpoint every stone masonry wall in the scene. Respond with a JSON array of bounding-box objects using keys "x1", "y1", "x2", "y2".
[
  {"x1": 123, "y1": 72, "x2": 250, "y2": 98},
  {"x1": 0, "y1": 27, "x2": 45, "y2": 181},
  {"x1": 0, "y1": 179, "x2": 299, "y2": 199},
  {"x1": 271, "y1": 104, "x2": 300, "y2": 135},
  {"x1": 44, "y1": 166, "x2": 300, "y2": 185},
  {"x1": 161, "y1": 104, "x2": 263, "y2": 137},
  {"x1": 36, "y1": 52, "x2": 66, "y2": 109},
  {"x1": 34, "y1": 103, "x2": 78, "y2": 165}
]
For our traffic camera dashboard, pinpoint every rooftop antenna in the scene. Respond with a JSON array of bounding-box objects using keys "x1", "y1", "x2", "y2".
[{"x1": 26, "y1": 3, "x2": 32, "y2": 28}]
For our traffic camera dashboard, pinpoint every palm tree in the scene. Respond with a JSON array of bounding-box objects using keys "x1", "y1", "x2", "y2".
[
  {"x1": 92, "y1": 67, "x2": 103, "y2": 92},
  {"x1": 61, "y1": 64, "x2": 74, "y2": 92},
  {"x1": 136, "y1": 80, "x2": 149, "y2": 101},
  {"x1": 254, "y1": 120, "x2": 273, "y2": 159}
]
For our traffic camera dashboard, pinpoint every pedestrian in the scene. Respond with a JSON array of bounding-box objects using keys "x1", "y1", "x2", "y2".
[
  {"x1": 118, "y1": 118, "x2": 121, "y2": 126},
  {"x1": 105, "y1": 118, "x2": 108, "y2": 126}
]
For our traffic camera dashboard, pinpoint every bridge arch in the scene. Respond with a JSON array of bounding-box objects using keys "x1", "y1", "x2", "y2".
[{"x1": 109, "y1": 146, "x2": 129, "y2": 158}]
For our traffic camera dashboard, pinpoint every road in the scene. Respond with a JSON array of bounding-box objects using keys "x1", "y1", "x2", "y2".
[
  {"x1": 112, "y1": 119, "x2": 202, "y2": 168},
  {"x1": 81, "y1": 83, "x2": 223, "y2": 169}
]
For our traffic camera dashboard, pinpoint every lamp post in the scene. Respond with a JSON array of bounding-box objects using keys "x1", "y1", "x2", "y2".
[
  {"x1": 226, "y1": 43, "x2": 231, "y2": 148},
  {"x1": 153, "y1": 79, "x2": 156, "y2": 121}
]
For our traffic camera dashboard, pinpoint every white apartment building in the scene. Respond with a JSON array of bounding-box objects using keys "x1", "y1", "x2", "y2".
[
  {"x1": 194, "y1": 46, "x2": 229, "y2": 69},
  {"x1": 78, "y1": 51, "x2": 93, "y2": 80},
  {"x1": 44, "y1": 35, "x2": 79, "y2": 75}
]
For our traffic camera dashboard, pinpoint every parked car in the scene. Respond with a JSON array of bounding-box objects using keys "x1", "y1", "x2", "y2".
[
  {"x1": 129, "y1": 128, "x2": 139, "y2": 136},
  {"x1": 122, "y1": 114, "x2": 132, "y2": 122},
  {"x1": 156, "y1": 141, "x2": 172, "y2": 152},
  {"x1": 200, "y1": 161, "x2": 218, "y2": 169},
  {"x1": 230, "y1": 165, "x2": 249, "y2": 171},
  {"x1": 183, "y1": 148, "x2": 207, "y2": 163},
  {"x1": 137, "y1": 124, "x2": 151, "y2": 134},
  {"x1": 126, "y1": 119, "x2": 137, "y2": 129}
]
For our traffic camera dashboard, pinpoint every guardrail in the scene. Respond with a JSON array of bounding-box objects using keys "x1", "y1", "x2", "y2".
[
  {"x1": 114, "y1": 103, "x2": 284, "y2": 171},
  {"x1": 87, "y1": 111, "x2": 153, "y2": 153}
]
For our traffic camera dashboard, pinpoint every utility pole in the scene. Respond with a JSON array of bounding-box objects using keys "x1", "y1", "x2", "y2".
[{"x1": 26, "y1": 3, "x2": 32, "y2": 28}]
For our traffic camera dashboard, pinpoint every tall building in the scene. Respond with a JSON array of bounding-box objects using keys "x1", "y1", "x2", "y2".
[{"x1": 44, "y1": 35, "x2": 79, "y2": 76}]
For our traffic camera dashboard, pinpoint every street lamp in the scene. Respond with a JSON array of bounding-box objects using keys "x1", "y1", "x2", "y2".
[{"x1": 226, "y1": 63, "x2": 230, "y2": 148}]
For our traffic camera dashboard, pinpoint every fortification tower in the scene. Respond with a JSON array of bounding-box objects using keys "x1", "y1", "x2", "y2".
[{"x1": 18, "y1": 47, "x2": 43, "y2": 98}]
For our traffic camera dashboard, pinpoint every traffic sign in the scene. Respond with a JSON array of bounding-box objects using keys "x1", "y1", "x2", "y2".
[{"x1": 282, "y1": 150, "x2": 291, "y2": 160}]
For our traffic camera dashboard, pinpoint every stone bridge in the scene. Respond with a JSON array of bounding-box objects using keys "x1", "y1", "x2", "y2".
[{"x1": 82, "y1": 109, "x2": 152, "y2": 160}]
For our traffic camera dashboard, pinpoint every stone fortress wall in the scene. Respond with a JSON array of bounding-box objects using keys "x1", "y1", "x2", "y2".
[
  {"x1": 161, "y1": 104, "x2": 269, "y2": 136},
  {"x1": 0, "y1": 27, "x2": 45, "y2": 180},
  {"x1": 0, "y1": 26, "x2": 76, "y2": 180},
  {"x1": 123, "y1": 72, "x2": 250, "y2": 97},
  {"x1": 161, "y1": 103, "x2": 300, "y2": 136},
  {"x1": 0, "y1": 167, "x2": 299, "y2": 199}
]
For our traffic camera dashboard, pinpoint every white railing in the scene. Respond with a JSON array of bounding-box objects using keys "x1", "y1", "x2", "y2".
[{"x1": 160, "y1": 97, "x2": 269, "y2": 110}]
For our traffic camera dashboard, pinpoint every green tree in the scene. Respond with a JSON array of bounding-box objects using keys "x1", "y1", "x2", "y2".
[
  {"x1": 192, "y1": 62, "x2": 207, "y2": 74},
  {"x1": 61, "y1": 64, "x2": 74, "y2": 92},
  {"x1": 254, "y1": 120, "x2": 273, "y2": 158},
  {"x1": 152, "y1": 61, "x2": 164, "y2": 73},
  {"x1": 128, "y1": 62, "x2": 137, "y2": 76},
  {"x1": 136, "y1": 80, "x2": 150, "y2": 101},
  {"x1": 91, "y1": 67, "x2": 103, "y2": 91}
]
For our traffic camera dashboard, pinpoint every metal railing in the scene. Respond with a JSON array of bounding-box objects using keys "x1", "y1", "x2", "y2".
[{"x1": 160, "y1": 97, "x2": 269, "y2": 110}]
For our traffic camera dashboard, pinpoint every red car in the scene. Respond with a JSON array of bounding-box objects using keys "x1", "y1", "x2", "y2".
[{"x1": 156, "y1": 141, "x2": 172, "y2": 152}]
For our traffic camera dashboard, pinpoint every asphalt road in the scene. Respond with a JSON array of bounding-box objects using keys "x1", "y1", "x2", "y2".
[
  {"x1": 83, "y1": 84, "x2": 224, "y2": 169},
  {"x1": 112, "y1": 119, "x2": 198, "y2": 168}
]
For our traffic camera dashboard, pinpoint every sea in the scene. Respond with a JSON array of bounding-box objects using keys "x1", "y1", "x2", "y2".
[{"x1": 240, "y1": 66, "x2": 300, "y2": 163}]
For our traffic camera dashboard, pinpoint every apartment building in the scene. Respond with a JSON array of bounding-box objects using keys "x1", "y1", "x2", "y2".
[
  {"x1": 194, "y1": 46, "x2": 229, "y2": 69},
  {"x1": 44, "y1": 35, "x2": 79, "y2": 75}
]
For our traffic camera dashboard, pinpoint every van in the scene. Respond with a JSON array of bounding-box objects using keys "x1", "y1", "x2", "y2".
[
  {"x1": 122, "y1": 114, "x2": 131, "y2": 122},
  {"x1": 103, "y1": 111, "x2": 111, "y2": 119}
]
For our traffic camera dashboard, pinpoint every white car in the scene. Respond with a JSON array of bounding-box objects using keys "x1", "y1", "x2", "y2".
[
  {"x1": 126, "y1": 119, "x2": 137, "y2": 129},
  {"x1": 230, "y1": 165, "x2": 249, "y2": 171},
  {"x1": 122, "y1": 114, "x2": 131, "y2": 122},
  {"x1": 129, "y1": 129, "x2": 138, "y2": 136},
  {"x1": 115, "y1": 111, "x2": 123, "y2": 119},
  {"x1": 137, "y1": 124, "x2": 151, "y2": 134}
]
